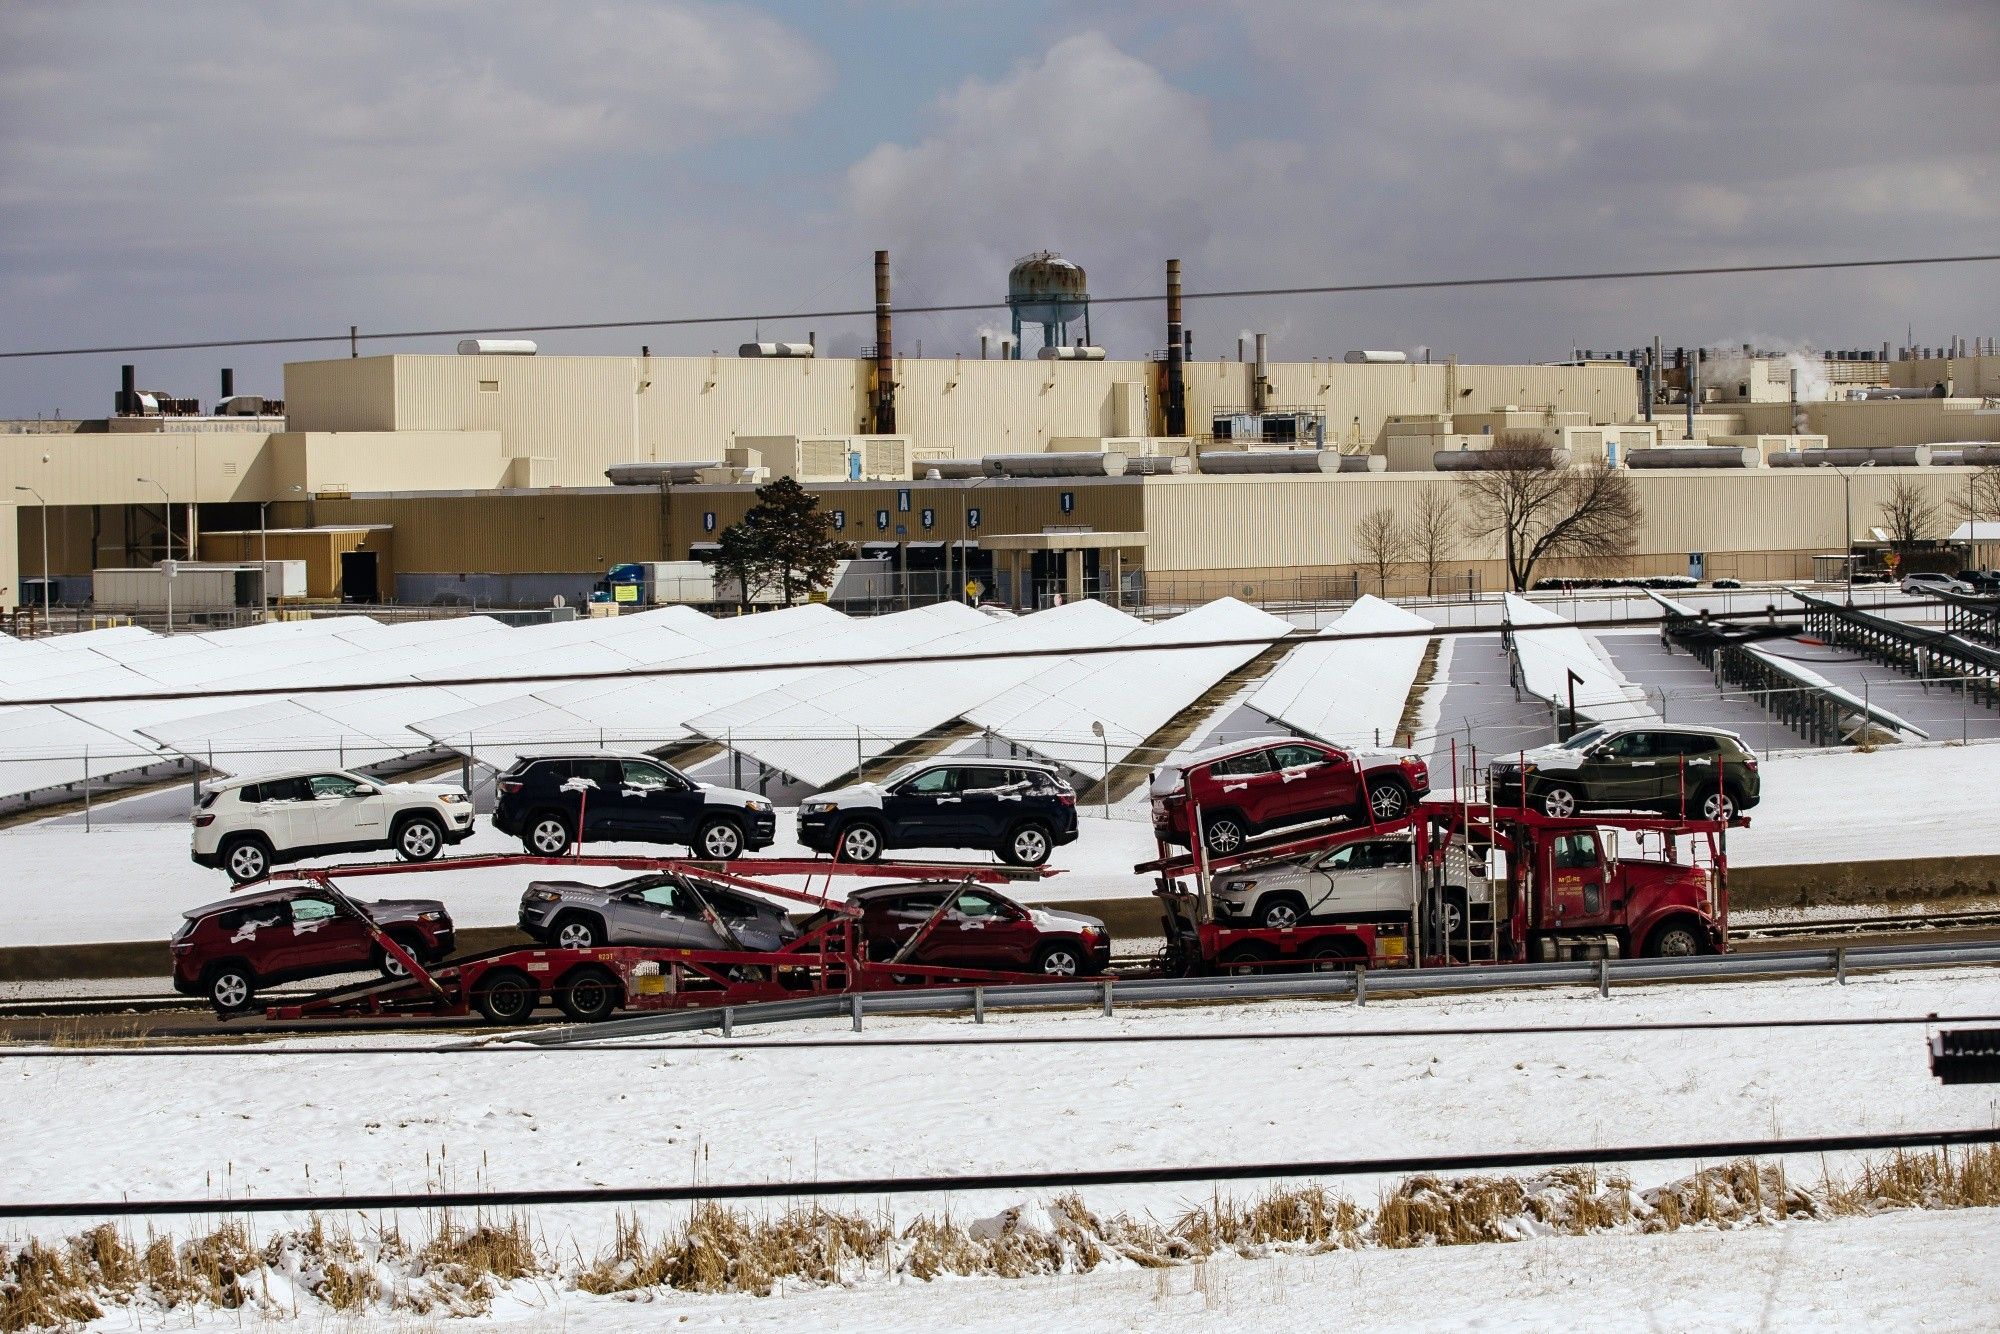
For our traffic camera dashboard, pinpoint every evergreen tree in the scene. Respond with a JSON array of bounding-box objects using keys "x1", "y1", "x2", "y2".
[{"x1": 715, "y1": 476, "x2": 850, "y2": 608}]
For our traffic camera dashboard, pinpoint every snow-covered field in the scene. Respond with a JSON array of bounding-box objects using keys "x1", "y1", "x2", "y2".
[{"x1": 8, "y1": 737, "x2": 1998, "y2": 947}]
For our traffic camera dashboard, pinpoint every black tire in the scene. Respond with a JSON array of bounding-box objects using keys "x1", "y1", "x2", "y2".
[
  {"x1": 835, "y1": 820, "x2": 886, "y2": 863},
  {"x1": 1001, "y1": 822, "x2": 1054, "y2": 868},
  {"x1": 219, "y1": 835, "x2": 272, "y2": 885},
  {"x1": 204, "y1": 963, "x2": 256, "y2": 1015},
  {"x1": 555, "y1": 965, "x2": 621, "y2": 1022},
  {"x1": 549, "y1": 913, "x2": 603, "y2": 950},
  {"x1": 1537, "y1": 784, "x2": 1580, "y2": 819},
  {"x1": 373, "y1": 934, "x2": 426, "y2": 978},
  {"x1": 1216, "y1": 941, "x2": 1277, "y2": 975},
  {"x1": 524, "y1": 812, "x2": 573, "y2": 857},
  {"x1": 1364, "y1": 778, "x2": 1412, "y2": 823},
  {"x1": 471, "y1": 969, "x2": 538, "y2": 1024},
  {"x1": 1031, "y1": 940, "x2": 1086, "y2": 977},
  {"x1": 694, "y1": 816, "x2": 746, "y2": 861},
  {"x1": 1302, "y1": 937, "x2": 1365, "y2": 971},
  {"x1": 1256, "y1": 894, "x2": 1309, "y2": 931},
  {"x1": 394, "y1": 814, "x2": 445, "y2": 863},
  {"x1": 1645, "y1": 920, "x2": 1706, "y2": 959},
  {"x1": 1202, "y1": 813, "x2": 1249, "y2": 857}
]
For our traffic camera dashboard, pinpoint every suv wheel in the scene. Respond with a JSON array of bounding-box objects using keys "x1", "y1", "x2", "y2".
[
  {"x1": 1257, "y1": 895, "x2": 1307, "y2": 931},
  {"x1": 1537, "y1": 785, "x2": 1579, "y2": 819},
  {"x1": 526, "y1": 814, "x2": 573, "y2": 856},
  {"x1": 472, "y1": 969, "x2": 538, "y2": 1024},
  {"x1": 695, "y1": 817, "x2": 746, "y2": 860},
  {"x1": 1202, "y1": 814, "x2": 1248, "y2": 857},
  {"x1": 1365, "y1": 779, "x2": 1411, "y2": 822},
  {"x1": 1002, "y1": 822, "x2": 1053, "y2": 868},
  {"x1": 205, "y1": 965, "x2": 255, "y2": 1015},
  {"x1": 1031, "y1": 941, "x2": 1083, "y2": 977},
  {"x1": 220, "y1": 836, "x2": 272, "y2": 885},
  {"x1": 836, "y1": 821, "x2": 885, "y2": 863},
  {"x1": 374, "y1": 936, "x2": 424, "y2": 978},
  {"x1": 551, "y1": 914, "x2": 602, "y2": 950},
  {"x1": 394, "y1": 815, "x2": 444, "y2": 863},
  {"x1": 1699, "y1": 787, "x2": 1738, "y2": 822}
]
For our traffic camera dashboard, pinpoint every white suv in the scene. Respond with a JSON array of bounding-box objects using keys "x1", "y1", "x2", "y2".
[
  {"x1": 1211, "y1": 835, "x2": 1488, "y2": 937},
  {"x1": 192, "y1": 769, "x2": 476, "y2": 883}
]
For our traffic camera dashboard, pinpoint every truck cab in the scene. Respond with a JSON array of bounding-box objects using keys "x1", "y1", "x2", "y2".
[{"x1": 1507, "y1": 819, "x2": 1723, "y2": 960}]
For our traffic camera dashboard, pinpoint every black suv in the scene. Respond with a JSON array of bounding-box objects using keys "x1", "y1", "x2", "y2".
[
  {"x1": 797, "y1": 760, "x2": 1079, "y2": 866},
  {"x1": 492, "y1": 754, "x2": 776, "y2": 858},
  {"x1": 1488, "y1": 723, "x2": 1761, "y2": 821}
]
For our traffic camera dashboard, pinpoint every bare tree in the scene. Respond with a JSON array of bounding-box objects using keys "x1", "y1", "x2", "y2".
[
  {"x1": 1408, "y1": 486, "x2": 1458, "y2": 596},
  {"x1": 1879, "y1": 477, "x2": 1941, "y2": 550},
  {"x1": 1946, "y1": 466, "x2": 2000, "y2": 530},
  {"x1": 1460, "y1": 434, "x2": 1641, "y2": 591},
  {"x1": 1355, "y1": 507, "x2": 1413, "y2": 596}
]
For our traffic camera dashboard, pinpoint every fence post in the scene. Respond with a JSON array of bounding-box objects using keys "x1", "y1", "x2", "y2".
[
  {"x1": 851, "y1": 992, "x2": 864, "y2": 1032},
  {"x1": 1597, "y1": 955, "x2": 1610, "y2": 998},
  {"x1": 856, "y1": 727, "x2": 865, "y2": 776},
  {"x1": 1835, "y1": 947, "x2": 1847, "y2": 985},
  {"x1": 83, "y1": 747, "x2": 91, "y2": 833},
  {"x1": 1354, "y1": 967, "x2": 1367, "y2": 1006},
  {"x1": 1102, "y1": 979, "x2": 1115, "y2": 1017},
  {"x1": 973, "y1": 986, "x2": 985, "y2": 1024}
]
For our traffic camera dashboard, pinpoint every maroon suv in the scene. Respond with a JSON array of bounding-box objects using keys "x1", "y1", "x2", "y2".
[
  {"x1": 1150, "y1": 736, "x2": 1430, "y2": 855},
  {"x1": 822, "y1": 881, "x2": 1110, "y2": 977},
  {"x1": 171, "y1": 887, "x2": 455, "y2": 1014}
]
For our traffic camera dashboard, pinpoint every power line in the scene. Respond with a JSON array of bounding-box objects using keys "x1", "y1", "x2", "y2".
[
  {"x1": 4, "y1": 1125, "x2": 1994, "y2": 1219},
  {"x1": 0, "y1": 594, "x2": 1823, "y2": 707},
  {"x1": 3, "y1": 252, "x2": 1994, "y2": 360}
]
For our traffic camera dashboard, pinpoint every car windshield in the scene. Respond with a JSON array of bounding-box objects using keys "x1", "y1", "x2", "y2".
[
  {"x1": 880, "y1": 762, "x2": 923, "y2": 789},
  {"x1": 1554, "y1": 725, "x2": 1613, "y2": 751}
]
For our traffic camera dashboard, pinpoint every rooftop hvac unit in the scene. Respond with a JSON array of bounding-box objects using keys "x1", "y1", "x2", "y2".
[
  {"x1": 456, "y1": 339, "x2": 537, "y2": 355},
  {"x1": 858, "y1": 436, "x2": 913, "y2": 480},
  {"x1": 798, "y1": 437, "x2": 856, "y2": 481},
  {"x1": 738, "y1": 342, "x2": 816, "y2": 358}
]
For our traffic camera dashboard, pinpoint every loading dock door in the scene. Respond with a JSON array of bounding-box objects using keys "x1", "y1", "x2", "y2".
[{"x1": 340, "y1": 550, "x2": 379, "y2": 604}]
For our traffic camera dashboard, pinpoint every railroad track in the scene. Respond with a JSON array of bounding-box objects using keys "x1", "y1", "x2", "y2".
[{"x1": 1729, "y1": 909, "x2": 2000, "y2": 941}]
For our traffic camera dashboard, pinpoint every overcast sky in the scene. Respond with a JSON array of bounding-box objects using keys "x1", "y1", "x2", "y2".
[{"x1": 2, "y1": 0, "x2": 1995, "y2": 416}]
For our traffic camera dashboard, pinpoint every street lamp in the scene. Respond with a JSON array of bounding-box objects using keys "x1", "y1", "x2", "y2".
[
  {"x1": 958, "y1": 474, "x2": 995, "y2": 606},
  {"x1": 136, "y1": 477, "x2": 174, "y2": 632},
  {"x1": 13, "y1": 487, "x2": 49, "y2": 626}
]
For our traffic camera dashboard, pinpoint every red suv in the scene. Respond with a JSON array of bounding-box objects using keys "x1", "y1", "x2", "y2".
[
  {"x1": 171, "y1": 886, "x2": 455, "y2": 1015},
  {"x1": 823, "y1": 881, "x2": 1111, "y2": 978},
  {"x1": 1150, "y1": 736, "x2": 1430, "y2": 855}
]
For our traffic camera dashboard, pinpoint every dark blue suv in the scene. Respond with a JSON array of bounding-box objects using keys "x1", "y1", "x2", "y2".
[
  {"x1": 492, "y1": 754, "x2": 776, "y2": 859},
  {"x1": 798, "y1": 759, "x2": 1079, "y2": 866}
]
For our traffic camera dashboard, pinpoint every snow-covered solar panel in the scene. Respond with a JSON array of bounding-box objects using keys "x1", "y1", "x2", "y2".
[
  {"x1": 1246, "y1": 595, "x2": 1434, "y2": 747},
  {"x1": 1503, "y1": 594, "x2": 1655, "y2": 723},
  {"x1": 965, "y1": 597, "x2": 1293, "y2": 781}
]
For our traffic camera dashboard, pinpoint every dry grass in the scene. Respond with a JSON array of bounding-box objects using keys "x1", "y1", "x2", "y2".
[{"x1": 6, "y1": 1146, "x2": 2000, "y2": 1324}]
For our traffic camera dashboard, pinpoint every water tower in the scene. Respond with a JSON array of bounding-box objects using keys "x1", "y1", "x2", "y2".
[{"x1": 1007, "y1": 251, "x2": 1090, "y2": 359}]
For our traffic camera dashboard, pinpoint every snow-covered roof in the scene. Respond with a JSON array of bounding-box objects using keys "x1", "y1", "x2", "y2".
[{"x1": 1951, "y1": 521, "x2": 2000, "y2": 542}]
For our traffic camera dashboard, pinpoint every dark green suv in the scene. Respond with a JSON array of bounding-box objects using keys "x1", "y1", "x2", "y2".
[{"x1": 1488, "y1": 723, "x2": 1760, "y2": 821}]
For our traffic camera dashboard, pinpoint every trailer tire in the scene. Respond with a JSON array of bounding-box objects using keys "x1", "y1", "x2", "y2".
[
  {"x1": 220, "y1": 835, "x2": 273, "y2": 885},
  {"x1": 1537, "y1": 785, "x2": 1580, "y2": 819},
  {"x1": 1256, "y1": 894, "x2": 1309, "y2": 931},
  {"x1": 694, "y1": 816, "x2": 746, "y2": 860},
  {"x1": 1217, "y1": 941, "x2": 1276, "y2": 975},
  {"x1": 203, "y1": 962, "x2": 256, "y2": 1015},
  {"x1": 1202, "y1": 813, "x2": 1249, "y2": 857},
  {"x1": 1001, "y1": 822, "x2": 1053, "y2": 867},
  {"x1": 373, "y1": 933, "x2": 426, "y2": 978},
  {"x1": 1364, "y1": 778, "x2": 1411, "y2": 823},
  {"x1": 393, "y1": 813, "x2": 445, "y2": 863},
  {"x1": 1644, "y1": 919, "x2": 1707, "y2": 959},
  {"x1": 472, "y1": 969, "x2": 539, "y2": 1025},
  {"x1": 1303, "y1": 938, "x2": 1365, "y2": 971},
  {"x1": 555, "y1": 965, "x2": 622, "y2": 1022},
  {"x1": 834, "y1": 820, "x2": 886, "y2": 863},
  {"x1": 550, "y1": 913, "x2": 603, "y2": 950},
  {"x1": 524, "y1": 812, "x2": 573, "y2": 857}
]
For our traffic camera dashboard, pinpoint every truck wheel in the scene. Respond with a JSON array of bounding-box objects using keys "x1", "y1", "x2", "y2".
[
  {"x1": 525, "y1": 813, "x2": 573, "y2": 856},
  {"x1": 836, "y1": 821, "x2": 885, "y2": 863},
  {"x1": 1303, "y1": 938, "x2": 1364, "y2": 971},
  {"x1": 1002, "y1": 822, "x2": 1053, "y2": 867},
  {"x1": 1538, "y1": 785, "x2": 1579, "y2": 819},
  {"x1": 1645, "y1": 922, "x2": 1705, "y2": 959},
  {"x1": 555, "y1": 966, "x2": 621, "y2": 1022},
  {"x1": 1217, "y1": 941, "x2": 1276, "y2": 975},
  {"x1": 695, "y1": 817, "x2": 746, "y2": 860},
  {"x1": 205, "y1": 964, "x2": 255, "y2": 1015},
  {"x1": 1257, "y1": 895, "x2": 1308, "y2": 930},
  {"x1": 394, "y1": 814, "x2": 445, "y2": 863},
  {"x1": 1698, "y1": 786, "x2": 1738, "y2": 822},
  {"x1": 472, "y1": 969, "x2": 538, "y2": 1024},
  {"x1": 1365, "y1": 779, "x2": 1411, "y2": 822},
  {"x1": 1031, "y1": 941, "x2": 1084, "y2": 976},
  {"x1": 551, "y1": 913, "x2": 603, "y2": 950},
  {"x1": 1202, "y1": 814, "x2": 1248, "y2": 856},
  {"x1": 220, "y1": 836, "x2": 272, "y2": 885}
]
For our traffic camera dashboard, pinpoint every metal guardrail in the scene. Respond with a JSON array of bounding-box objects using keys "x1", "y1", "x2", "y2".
[{"x1": 517, "y1": 938, "x2": 2000, "y2": 1047}]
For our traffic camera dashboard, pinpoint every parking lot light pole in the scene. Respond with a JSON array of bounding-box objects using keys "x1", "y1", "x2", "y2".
[
  {"x1": 1092, "y1": 720, "x2": 1109, "y2": 816},
  {"x1": 137, "y1": 477, "x2": 174, "y2": 632},
  {"x1": 13, "y1": 486, "x2": 49, "y2": 625}
]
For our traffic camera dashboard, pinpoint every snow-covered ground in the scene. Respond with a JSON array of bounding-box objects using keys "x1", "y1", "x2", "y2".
[{"x1": 8, "y1": 737, "x2": 1998, "y2": 947}]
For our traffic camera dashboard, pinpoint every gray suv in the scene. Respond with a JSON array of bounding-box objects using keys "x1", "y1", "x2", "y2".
[{"x1": 518, "y1": 871, "x2": 799, "y2": 953}]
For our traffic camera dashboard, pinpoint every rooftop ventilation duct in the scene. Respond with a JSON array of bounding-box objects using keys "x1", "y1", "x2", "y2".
[
  {"x1": 981, "y1": 452, "x2": 1128, "y2": 478},
  {"x1": 606, "y1": 461, "x2": 723, "y2": 486},
  {"x1": 1036, "y1": 345, "x2": 1106, "y2": 361},
  {"x1": 738, "y1": 342, "x2": 816, "y2": 358},
  {"x1": 1198, "y1": 450, "x2": 1349, "y2": 474},
  {"x1": 1624, "y1": 446, "x2": 1757, "y2": 469},
  {"x1": 1434, "y1": 447, "x2": 1574, "y2": 472},
  {"x1": 1344, "y1": 350, "x2": 1408, "y2": 364},
  {"x1": 457, "y1": 339, "x2": 538, "y2": 355},
  {"x1": 1768, "y1": 446, "x2": 1933, "y2": 468}
]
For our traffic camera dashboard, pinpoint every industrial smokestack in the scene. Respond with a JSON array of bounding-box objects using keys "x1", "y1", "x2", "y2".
[
  {"x1": 981, "y1": 333, "x2": 989, "y2": 360},
  {"x1": 873, "y1": 249, "x2": 895, "y2": 434},
  {"x1": 1254, "y1": 333, "x2": 1269, "y2": 410},
  {"x1": 1641, "y1": 350, "x2": 1654, "y2": 424},
  {"x1": 220, "y1": 368, "x2": 234, "y2": 400},
  {"x1": 1686, "y1": 351, "x2": 1700, "y2": 441},
  {"x1": 118, "y1": 364, "x2": 136, "y2": 416},
  {"x1": 1165, "y1": 258, "x2": 1185, "y2": 436}
]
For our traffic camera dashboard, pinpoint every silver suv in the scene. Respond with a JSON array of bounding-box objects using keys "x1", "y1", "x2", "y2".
[
  {"x1": 518, "y1": 871, "x2": 799, "y2": 953},
  {"x1": 1213, "y1": 835, "x2": 1488, "y2": 938},
  {"x1": 192, "y1": 769, "x2": 476, "y2": 883}
]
